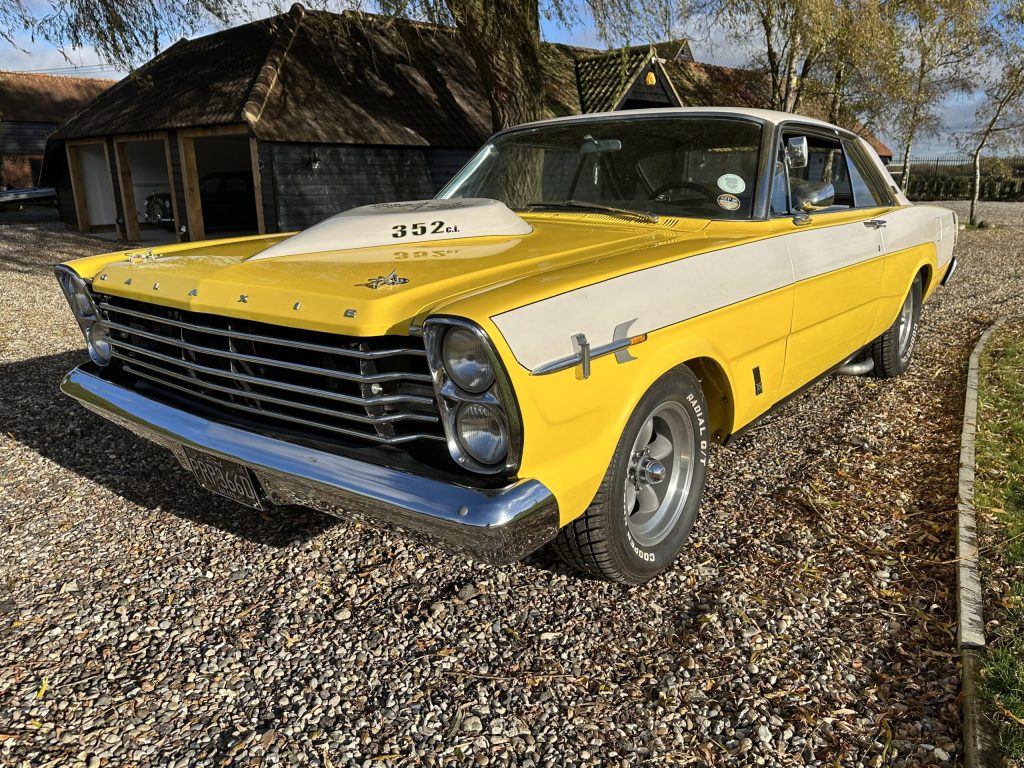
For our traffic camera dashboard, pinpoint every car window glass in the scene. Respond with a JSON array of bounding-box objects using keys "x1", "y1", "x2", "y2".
[
  {"x1": 784, "y1": 133, "x2": 853, "y2": 210},
  {"x1": 225, "y1": 178, "x2": 247, "y2": 193},
  {"x1": 845, "y1": 146, "x2": 885, "y2": 207},
  {"x1": 770, "y1": 149, "x2": 789, "y2": 215},
  {"x1": 441, "y1": 117, "x2": 763, "y2": 221}
]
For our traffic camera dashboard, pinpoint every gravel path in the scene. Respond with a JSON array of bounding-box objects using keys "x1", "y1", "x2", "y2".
[{"x1": 2, "y1": 219, "x2": 1024, "y2": 767}]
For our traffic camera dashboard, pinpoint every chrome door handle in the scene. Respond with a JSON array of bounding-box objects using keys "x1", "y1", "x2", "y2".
[{"x1": 863, "y1": 219, "x2": 887, "y2": 229}]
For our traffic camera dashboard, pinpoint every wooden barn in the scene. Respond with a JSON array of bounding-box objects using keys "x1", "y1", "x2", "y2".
[
  {"x1": 0, "y1": 72, "x2": 113, "y2": 190},
  {"x1": 42, "y1": 4, "x2": 890, "y2": 243}
]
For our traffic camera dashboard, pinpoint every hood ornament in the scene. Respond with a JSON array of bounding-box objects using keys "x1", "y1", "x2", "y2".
[
  {"x1": 128, "y1": 249, "x2": 160, "y2": 264},
  {"x1": 364, "y1": 269, "x2": 410, "y2": 290}
]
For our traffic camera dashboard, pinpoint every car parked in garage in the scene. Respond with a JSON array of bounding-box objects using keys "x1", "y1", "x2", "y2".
[{"x1": 54, "y1": 108, "x2": 957, "y2": 583}]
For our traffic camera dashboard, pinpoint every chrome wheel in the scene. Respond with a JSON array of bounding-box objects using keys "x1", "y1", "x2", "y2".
[
  {"x1": 624, "y1": 402, "x2": 695, "y2": 548},
  {"x1": 896, "y1": 289, "x2": 915, "y2": 355}
]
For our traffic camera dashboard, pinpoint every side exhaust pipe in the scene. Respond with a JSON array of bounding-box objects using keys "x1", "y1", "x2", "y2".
[{"x1": 837, "y1": 356, "x2": 875, "y2": 376}]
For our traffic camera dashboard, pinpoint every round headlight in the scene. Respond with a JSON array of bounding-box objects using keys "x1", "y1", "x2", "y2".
[
  {"x1": 87, "y1": 323, "x2": 112, "y2": 366},
  {"x1": 442, "y1": 327, "x2": 495, "y2": 393},
  {"x1": 455, "y1": 402, "x2": 508, "y2": 465},
  {"x1": 56, "y1": 268, "x2": 97, "y2": 320}
]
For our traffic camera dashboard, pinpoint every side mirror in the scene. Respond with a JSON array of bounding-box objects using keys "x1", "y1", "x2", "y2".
[
  {"x1": 792, "y1": 180, "x2": 835, "y2": 212},
  {"x1": 786, "y1": 136, "x2": 809, "y2": 169}
]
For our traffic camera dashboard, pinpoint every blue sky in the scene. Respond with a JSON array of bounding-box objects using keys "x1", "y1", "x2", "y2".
[{"x1": 1, "y1": 7, "x2": 977, "y2": 156}]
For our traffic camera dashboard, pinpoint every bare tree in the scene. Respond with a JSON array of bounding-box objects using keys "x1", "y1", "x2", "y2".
[
  {"x1": 2, "y1": 0, "x2": 684, "y2": 131},
  {"x1": 0, "y1": 0, "x2": 244, "y2": 66},
  {"x1": 690, "y1": 0, "x2": 836, "y2": 112},
  {"x1": 960, "y1": 4, "x2": 1024, "y2": 224},
  {"x1": 887, "y1": 0, "x2": 987, "y2": 190}
]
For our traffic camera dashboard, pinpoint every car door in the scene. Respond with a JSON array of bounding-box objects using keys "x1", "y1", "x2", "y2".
[
  {"x1": 838, "y1": 138, "x2": 943, "y2": 342},
  {"x1": 776, "y1": 127, "x2": 891, "y2": 397}
]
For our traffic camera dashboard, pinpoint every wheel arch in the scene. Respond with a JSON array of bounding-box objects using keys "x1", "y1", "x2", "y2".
[
  {"x1": 917, "y1": 262, "x2": 934, "y2": 297},
  {"x1": 679, "y1": 356, "x2": 735, "y2": 443}
]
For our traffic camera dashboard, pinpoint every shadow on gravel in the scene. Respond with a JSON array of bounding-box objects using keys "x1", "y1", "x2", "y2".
[{"x1": 0, "y1": 350, "x2": 338, "y2": 546}]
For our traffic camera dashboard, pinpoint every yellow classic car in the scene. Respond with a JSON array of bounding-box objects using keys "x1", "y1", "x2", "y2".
[{"x1": 55, "y1": 108, "x2": 957, "y2": 584}]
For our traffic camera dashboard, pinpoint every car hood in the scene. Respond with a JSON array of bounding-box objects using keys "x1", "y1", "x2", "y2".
[{"x1": 84, "y1": 214, "x2": 705, "y2": 336}]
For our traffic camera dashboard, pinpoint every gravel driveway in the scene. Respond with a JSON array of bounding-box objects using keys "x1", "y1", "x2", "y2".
[{"x1": 2, "y1": 218, "x2": 1024, "y2": 767}]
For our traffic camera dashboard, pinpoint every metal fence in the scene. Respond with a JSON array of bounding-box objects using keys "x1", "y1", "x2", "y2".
[{"x1": 888, "y1": 156, "x2": 1024, "y2": 201}]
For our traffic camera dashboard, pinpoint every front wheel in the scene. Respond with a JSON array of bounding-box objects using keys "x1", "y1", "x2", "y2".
[
  {"x1": 870, "y1": 273, "x2": 923, "y2": 378},
  {"x1": 552, "y1": 367, "x2": 710, "y2": 584}
]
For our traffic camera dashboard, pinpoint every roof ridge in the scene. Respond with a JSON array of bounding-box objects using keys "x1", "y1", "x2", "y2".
[
  {"x1": 242, "y1": 2, "x2": 306, "y2": 128},
  {"x1": 0, "y1": 71, "x2": 119, "y2": 84}
]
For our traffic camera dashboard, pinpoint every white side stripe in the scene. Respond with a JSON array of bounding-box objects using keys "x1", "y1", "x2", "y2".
[
  {"x1": 492, "y1": 206, "x2": 957, "y2": 372},
  {"x1": 492, "y1": 238, "x2": 793, "y2": 371},
  {"x1": 787, "y1": 221, "x2": 880, "y2": 281}
]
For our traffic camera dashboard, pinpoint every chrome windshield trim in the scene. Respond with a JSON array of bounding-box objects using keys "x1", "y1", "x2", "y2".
[{"x1": 60, "y1": 366, "x2": 560, "y2": 565}]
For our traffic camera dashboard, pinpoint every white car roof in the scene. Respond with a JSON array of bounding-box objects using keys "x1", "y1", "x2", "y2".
[{"x1": 510, "y1": 106, "x2": 841, "y2": 133}]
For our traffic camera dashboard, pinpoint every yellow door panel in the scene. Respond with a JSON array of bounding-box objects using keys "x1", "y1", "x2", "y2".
[{"x1": 777, "y1": 209, "x2": 887, "y2": 395}]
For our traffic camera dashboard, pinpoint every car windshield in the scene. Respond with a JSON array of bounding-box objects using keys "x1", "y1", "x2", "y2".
[{"x1": 439, "y1": 116, "x2": 764, "y2": 220}]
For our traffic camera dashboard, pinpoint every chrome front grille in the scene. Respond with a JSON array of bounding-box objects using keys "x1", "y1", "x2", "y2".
[{"x1": 95, "y1": 294, "x2": 444, "y2": 446}]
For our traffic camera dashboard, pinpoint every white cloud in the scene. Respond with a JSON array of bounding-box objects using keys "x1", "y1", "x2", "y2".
[{"x1": 2, "y1": 30, "x2": 126, "y2": 78}]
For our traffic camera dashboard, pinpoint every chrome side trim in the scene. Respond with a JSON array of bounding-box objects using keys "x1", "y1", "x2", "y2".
[
  {"x1": 60, "y1": 366, "x2": 560, "y2": 565},
  {"x1": 532, "y1": 336, "x2": 633, "y2": 376}
]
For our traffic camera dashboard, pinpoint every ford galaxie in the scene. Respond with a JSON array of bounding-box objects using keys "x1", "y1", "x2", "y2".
[{"x1": 55, "y1": 108, "x2": 957, "y2": 583}]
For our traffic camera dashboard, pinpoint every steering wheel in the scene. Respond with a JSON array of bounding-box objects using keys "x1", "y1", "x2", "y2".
[{"x1": 648, "y1": 181, "x2": 721, "y2": 202}]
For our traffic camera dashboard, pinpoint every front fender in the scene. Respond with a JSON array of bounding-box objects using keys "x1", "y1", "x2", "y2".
[{"x1": 479, "y1": 313, "x2": 738, "y2": 526}]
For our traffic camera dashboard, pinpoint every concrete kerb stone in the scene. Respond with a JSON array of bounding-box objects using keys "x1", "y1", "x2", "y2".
[{"x1": 957, "y1": 317, "x2": 1008, "y2": 767}]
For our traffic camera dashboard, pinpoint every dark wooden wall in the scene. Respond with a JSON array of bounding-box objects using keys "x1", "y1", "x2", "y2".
[
  {"x1": 264, "y1": 142, "x2": 475, "y2": 231},
  {"x1": 41, "y1": 141, "x2": 77, "y2": 228},
  {"x1": 0, "y1": 121, "x2": 55, "y2": 155}
]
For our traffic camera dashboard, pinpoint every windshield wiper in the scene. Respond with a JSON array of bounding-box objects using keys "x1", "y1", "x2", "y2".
[{"x1": 526, "y1": 199, "x2": 659, "y2": 224}]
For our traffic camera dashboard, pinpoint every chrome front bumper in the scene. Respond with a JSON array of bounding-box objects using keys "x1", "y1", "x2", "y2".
[{"x1": 60, "y1": 366, "x2": 560, "y2": 565}]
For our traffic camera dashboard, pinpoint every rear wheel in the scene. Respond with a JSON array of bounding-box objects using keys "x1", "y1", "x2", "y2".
[
  {"x1": 871, "y1": 273, "x2": 923, "y2": 378},
  {"x1": 552, "y1": 367, "x2": 710, "y2": 584}
]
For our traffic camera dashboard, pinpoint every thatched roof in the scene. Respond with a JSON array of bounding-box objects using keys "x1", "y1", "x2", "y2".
[
  {"x1": 52, "y1": 6, "x2": 580, "y2": 146},
  {"x1": 47, "y1": 6, "x2": 893, "y2": 158},
  {"x1": 0, "y1": 72, "x2": 115, "y2": 124}
]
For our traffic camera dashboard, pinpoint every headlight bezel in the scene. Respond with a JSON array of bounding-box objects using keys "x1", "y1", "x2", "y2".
[
  {"x1": 54, "y1": 264, "x2": 112, "y2": 366},
  {"x1": 423, "y1": 317, "x2": 523, "y2": 476}
]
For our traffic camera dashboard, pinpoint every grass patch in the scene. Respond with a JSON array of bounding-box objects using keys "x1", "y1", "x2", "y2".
[{"x1": 976, "y1": 319, "x2": 1024, "y2": 757}]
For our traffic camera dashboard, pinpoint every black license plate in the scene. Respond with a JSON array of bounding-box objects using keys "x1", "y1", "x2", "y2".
[{"x1": 183, "y1": 447, "x2": 264, "y2": 510}]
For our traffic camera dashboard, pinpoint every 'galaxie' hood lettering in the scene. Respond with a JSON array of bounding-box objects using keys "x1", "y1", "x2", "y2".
[
  {"x1": 248, "y1": 198, "x2": 534, "y2": 260},
  {"x1": 80, "y1": 215, "x2": 696, "y2": 337}
]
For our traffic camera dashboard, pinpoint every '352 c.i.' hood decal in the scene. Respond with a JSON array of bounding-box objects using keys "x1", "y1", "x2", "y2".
[{"x1": 247, "y1": 199, "x2": 534, "y2": 261}]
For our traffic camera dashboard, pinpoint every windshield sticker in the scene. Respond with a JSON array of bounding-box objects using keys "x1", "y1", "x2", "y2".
[
  {"x1": 717, "y1": 194, "x2": 741, "y2": 211},
  {"x1": 717, "y1": 174, "x2": 746, "y2": 194}
]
